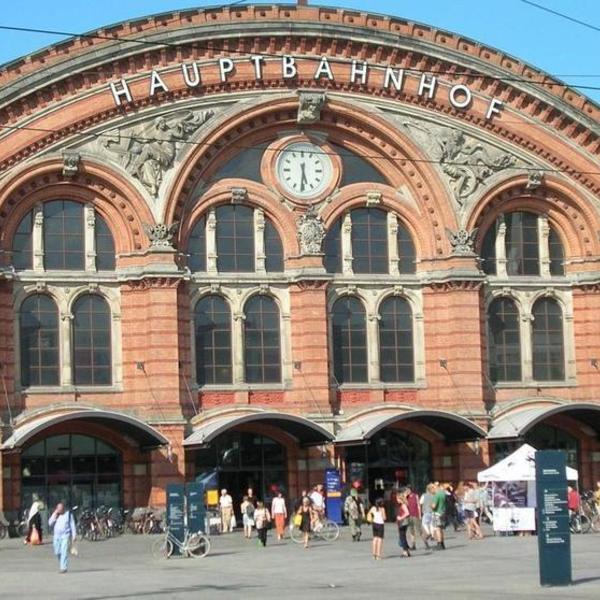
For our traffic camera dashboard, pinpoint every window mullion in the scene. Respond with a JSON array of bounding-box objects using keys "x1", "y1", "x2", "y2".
[
  {"x1": 495, "y1": 216, "x2": 507, "y2": 278},
  {"x1": 522, "y1": 308, "x2": 534, "y2": 383},
  {"x1": 206, "y1": 208, "x2": 218, "y2": 273},
  {"x1": 32, "y1": 203, "x2": 44, "y2": 272},
  {"x1": 538, "y1": 215, "x2": 551, "y2": 278},
  {"x1": 367, "y1": 311, "x2": 379, "y2": 383},
  {"x1": 62, "y1": 311, "x2": 73, "y2": 386},
  {"x1": 387, "y1": 213, "x2": 399, "y2": 275},
  {"x1": 255, "y1": 208, "x2": 266, "y2": 274},
  {"x1": 342, "y1": 212, "x2": 353, "y2": 275},
  {"x1": 85, "y1": 204, "x2": 97, "y2": 272}
]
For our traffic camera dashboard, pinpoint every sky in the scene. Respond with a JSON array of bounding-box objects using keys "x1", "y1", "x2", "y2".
[{"x1": 0, "y1": 0, "x2": 599, "y2": 103}]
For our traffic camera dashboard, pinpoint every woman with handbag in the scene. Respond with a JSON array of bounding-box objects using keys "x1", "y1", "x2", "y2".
[
  {"x1": 25, "y1": 494, "x2": 44, "y2": 545},
  {"x1": 367, "y1": 498, "x2": 386, "y2": 560},
  {"x1": 241, "y1": 496, "x2": 255, "y2": 539},
  {"x1": 396, "y1": 489, "x2": 411, "y2": 557},
  {"x1": 254, "y1": 501, "x2": 271, "y2": 547},
  {"x1": 296, "y1": 497, "x2": 314, "y2": 549}
]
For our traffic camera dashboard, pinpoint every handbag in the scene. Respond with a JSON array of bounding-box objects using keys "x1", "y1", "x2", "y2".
[
  {"x1": 366, "y1": 509, "x2": 374, "y2": 524},
  {"x1": 293, "y1": 513, "x2": 302, "y2": 527},
  {"x1": 230, "y1": 514, "x2": 237, "y2": 529},
  {"x1": 30, "y1": 525, "x2": 41, "y2": 545}
]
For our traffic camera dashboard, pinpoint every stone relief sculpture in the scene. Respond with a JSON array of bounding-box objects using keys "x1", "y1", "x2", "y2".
[
  {"x1": 446, "y1": 227, "x2": 479, "y2": 255},
  {"x1": 101, "y1": 110, "x2": 214, "y2": 196},
  {"x1": 143, "y1": 222, "x2": 179, "y2": 249},
  {"x1": 297, "y1": 205, "x2": 326, "y2": 255},
  {"x1": 297, "y1": 91, "x2": 326, "y2": 124},
  {"x1": 400, "y1": 119, "x2": 519, "y2": 207}
]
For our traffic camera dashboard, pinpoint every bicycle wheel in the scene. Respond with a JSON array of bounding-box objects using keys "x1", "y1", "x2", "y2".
[
  {"x1": 319, "y1": 520, "x2": 340, "y2": 542},
  {"x1": 290, "y1": 524, "x2": 305, "y2": 544},
  {"x1": 579, "y1": 514, "x2": 591, "y2": 534},
  {"x1": 143, "y1": 518, "x2": 154, "y2": 535},
  {"x1": 0, "y1": 524, "x2": 7, "y2": 539},
  {"x1": 187, "y1": 533, "x2": 211, "y2": 558},
  {"x1": 590, "y1": 513, "x2": 600, "y2": 533},
  {"x1": 152, "y1": 537, "x2": 173, "y2": 559}
]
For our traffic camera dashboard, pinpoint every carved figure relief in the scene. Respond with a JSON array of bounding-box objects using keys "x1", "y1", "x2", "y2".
[
  {"x1": 143, "y1": 222, "x2": 179, "y2": 249},
  {"x1": 101, "y1": 110, "x2": 214, "y2": 196},
  {"x1": 297, "y1": 205, "x2": 326, "y2": 255},
  {"x1": 297, "y1": 91, "x2": 326, "y2": 125},
  {"x1": 446, "y1": 228, "x2": 478, "y2": 256}
]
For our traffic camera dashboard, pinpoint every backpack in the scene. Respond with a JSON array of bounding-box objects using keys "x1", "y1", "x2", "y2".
[{"x1": 245, "y1": 503, "x2": 255, "y2": 517}]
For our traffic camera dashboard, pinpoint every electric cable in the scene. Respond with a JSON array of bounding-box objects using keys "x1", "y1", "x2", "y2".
[{"x1": 519, "y1": 0, "x2": 600, "y2": 34}]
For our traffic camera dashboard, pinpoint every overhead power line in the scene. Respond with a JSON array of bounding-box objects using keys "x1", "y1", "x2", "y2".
[
  {"x1": 0, "y1": 22, "x2": 599, "y2": 93},
  {"x1": 519, "y1": 0, "x2": 600, "y2": 34},
  {"x1": 0, "y1": 122, "x2": 598, "y2": 177}
]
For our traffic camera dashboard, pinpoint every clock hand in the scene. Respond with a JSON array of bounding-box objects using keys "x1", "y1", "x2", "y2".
[{"x1": 300, "y1": 162, "x2": 308, "y2": 191}]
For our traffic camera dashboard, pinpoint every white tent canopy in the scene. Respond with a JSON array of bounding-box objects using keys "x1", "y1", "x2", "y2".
[{"x1": 477, "y1": 443, "x2": 578, "y2": 482}]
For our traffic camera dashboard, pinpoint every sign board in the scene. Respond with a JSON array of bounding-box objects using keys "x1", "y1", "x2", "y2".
[
  {"x1": 325, "y1": 468, "x2": 343, "y2": 524},
  {"x1": 166, "y1": 484, "x2": 186, "y2": 556},
  {"x1": 492, "y1": 507, "x2": 536, "y2": 532},
  {"x1": 186, "y1": 482, "x2": 205, "y2": 534},
  {"x1": 535, "y1": 451, "x2": 572, "y2": 587}
]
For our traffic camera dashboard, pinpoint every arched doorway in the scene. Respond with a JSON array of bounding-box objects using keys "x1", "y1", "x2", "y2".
[
  {"x1": 21, "y1": 433, "x2": 122, "y2": 510},
  {"x1": 194, "y1": 430, "x2": 287, "y2": 508}
]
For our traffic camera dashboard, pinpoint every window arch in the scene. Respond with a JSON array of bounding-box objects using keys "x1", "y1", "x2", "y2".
[
  {"x1": 378, "y1": 296, "x2": 414, "y2": 382},
  {"x1": 194, "y1": 295, "x2": 232, "y2": 385},
  {"x1": 72, "y1": 294, "x2": 112, "y2": 385},
  {"x1": 532, "y1": 298, "x2": 565, "y2": 381},
  {"x1": 20, "y1": 294, "x2": 60, "y2": 386},
  {"x1": 244, "y1": 296, "x2": 281, "y2": 384},
  {"x1": 332, "y1": 296, "x2": 368, "y2": 384},
  {"x1": 487, "y1": 297, "x2": 521, "y2": 382}
]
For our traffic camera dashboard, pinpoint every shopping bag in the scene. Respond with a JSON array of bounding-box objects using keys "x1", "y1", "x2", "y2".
[
  {"x1": 293, "y1": 513, "x2": 302, "y2": 527},
  {"x1": 230, "y1": 514, "x2": 237, "y2": 529},
  {"x1": 30, "y1": 526, "x2": 41, "y2": 545}
]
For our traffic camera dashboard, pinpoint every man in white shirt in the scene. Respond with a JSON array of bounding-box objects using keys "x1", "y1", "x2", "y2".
[
  {"x1": 219, "y1": 488, "x2": 234, "y2": 533},
  {"x1": 309, "y1": 484, "x2": 325, "y2": 527}
]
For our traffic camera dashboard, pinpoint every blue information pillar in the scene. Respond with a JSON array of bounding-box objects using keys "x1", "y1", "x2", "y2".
[
  {"x1": 166, "y1": 483, "x2": 186, "y2": 556},
  {"x1": 535, "y1": 450, "x2": 572, "y2": 587},
  {"x1": 186, "y1": 482, "x2": 206, "y2": 533},
  {"x1": 325, "y1": 468, "x2": 343, "y2": 524}
]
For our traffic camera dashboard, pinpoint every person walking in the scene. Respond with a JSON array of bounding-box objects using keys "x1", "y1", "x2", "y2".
[
  {"x1": 241, "y1": 495, "x2": 255, "y2": 539},
  {"x1": 296, "y1": 497, "x2": 314, "y2": 549},
  {"x1": 48, "y1": 502, "x2": 76, "y2": 573},
  {"x1": 395, "y1": 489, "x2": 411, "y2": 558},
  {"x1": 420, "y1": 483, "x2": 435, "y2": 544},
  {"x1": 254, "y1": 501, "x2": 271, "y2": 547},
  {"x1": 344, "y1": 488, "x2": 365, "y2": 542},
  {"x1": 271, "y1": 491, "x2": 287, "y2": 540},
  {"x1": 431, "y1": 483, "x2": 447, "y2": 550},
  {"x1": 25, "y1": 494, "x2": 44, "y2": 545},
  {"x1": 404, "y1": 485, "x2": 428, "y2": 550},
  {"x1": 463, "y1": 483, "x2": 483, "y2": 540},
  {"x1": 219, "y1": 488, "x2": 234, "y2": 533},
  {"x1": 367, "y1": 498, "x2": 386, "y2": 560}
]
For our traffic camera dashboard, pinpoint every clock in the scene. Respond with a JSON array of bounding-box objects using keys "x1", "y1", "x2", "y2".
[{"x1": 275, "y1": 141, "x2": 333, "y2": 199}]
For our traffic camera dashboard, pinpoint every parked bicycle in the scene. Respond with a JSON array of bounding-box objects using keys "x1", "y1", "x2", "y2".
[
  {"x1": 569, "y1": 510, "x2": 591, "y2": 534},
  {"x1": 581, "y1": 491, "x2": 600, "y2": 533},
  {"x1": 290, "y1": 518, "x2": 340, "y2": 543},
  {"x1": 152, "y1": 527, "x2": 210, "y2": 559}
]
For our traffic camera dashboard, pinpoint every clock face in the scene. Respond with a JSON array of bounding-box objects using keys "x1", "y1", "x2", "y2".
[{"x1": 275, "y1": 142, "x2": 333, "y2": 199}]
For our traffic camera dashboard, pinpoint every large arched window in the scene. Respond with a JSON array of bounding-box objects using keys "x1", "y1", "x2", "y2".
[
  {"x1": 331, "y1": 296, "x2": 368, "y2": 384},
  {"x1": 487, "y1": 298, "x2": 521, "y2": 382},
  {"x1": 20, "y1": 295, "x2": 60, "y2": 386},
  {"x1": 216, "y1": 205, "x2": 255, "y2": 272},
  {"x1": 378, "y1": 297, "x2": 414, "y2": 383},
  {"x1": 72, "y1": 295, "x2": 112, "y2": 385},
  {"x1": 532, "y1": 298, "x2": 565, "y2": 381},
  {"x1": 194, "y1": 295, "x2": 232, "y2": 385},
  {"x1": 244, "y1": 296, "x2": 281, "y2": 384}
]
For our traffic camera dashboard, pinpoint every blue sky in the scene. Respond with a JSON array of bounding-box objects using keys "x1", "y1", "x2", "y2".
[{"x1": 1, "y1": 1, "x2": 599, "y2": 103}]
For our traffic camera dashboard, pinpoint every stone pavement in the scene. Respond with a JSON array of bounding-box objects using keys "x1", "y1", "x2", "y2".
[{"x1": 1, "y1": 526, "x2": 599, "y2": 599}]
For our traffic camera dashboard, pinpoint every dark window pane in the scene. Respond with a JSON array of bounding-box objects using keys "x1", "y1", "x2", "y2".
[
  {"x1": 73, "y1": 295, "x2": 112, "y2": 386},
  {"x1": 378, "y1": 297, "x2": 414, "y2": 382},
  {"x1": 211, "y1": 144, "x2": 267, "y2": 183},
  {"x1": 244, "y1": 296, "x2": 281, "y2": 383},
  {"x1": 43, "y1": 201, "x2": 85, "y2": 270},
  {"x1": 481, "y1": 223, "x2": 497, "y2": 275},
  {"x1": 397, "y1": 222, "x2": 416, "y2": 274},
  {"x1": 95, "y1": 213, "x2": 116, "y2": 271},
  {"x1": 332, "y1": 142, "x2": 389, "y2": 187},
  {"x1": 216, "y1": 205, "x2": 255, "y2": 272},
  {"x1": 324, "y1": 219, "x2": 342, "y2": 273},
  {"x1": 505, "y1": 212, "x2": 539, "y2": 276},
  {"x1": 188, "y1": 216, "x2": 206, "y2": 272},
  {"x1": 532, "y1": 298, "x2": 564, "y2": 381},
  {"x1": 487, "y1": 298, "x2": 522, "y2": 382},
  {"x1": 351, "y1": 208, "x2": 388, "y2": 274},
  {"x1": 332, "y1": 296, "x2": 368, "y2": 384},
  {"x1": 12, "y1": 211, "x2": 33, "y2": 270},
  {"x1": 549, "y1": 227, "x2": 565, "y2": 276},
  {"x1": 265, "y1": 219, "x2": 284, "y2": 272},
  {"x1": 20, "y1": 294, "x2": 60, "y2": 387},
  {"x1": 195, "y1": 295, "x2": 232, "y2": 385}
]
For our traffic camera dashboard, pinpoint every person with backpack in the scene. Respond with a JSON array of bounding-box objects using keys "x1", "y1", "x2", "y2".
[
  {"x1": 254, "y1": 501, "x2": 271, "y2": 547},
  {"x1": 241, "y1": 495, "x2": 255, "y2": 539},
  {"x1": 344, "y1": 488, "x2": 365, "y2": 542},
  {"x1": 48, "y1": 502, "x2": 77, "y2": 573}
]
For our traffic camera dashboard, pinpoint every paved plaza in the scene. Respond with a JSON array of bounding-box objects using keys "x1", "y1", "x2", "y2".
[{"x1": 1, "y1": 526, "x2": 599, "y2": 599}]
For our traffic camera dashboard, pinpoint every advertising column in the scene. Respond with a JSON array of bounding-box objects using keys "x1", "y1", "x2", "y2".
[
  {"x1": 325, "y1": 468, "x2": 342, "y2": 524},
  {"x1": 535, "y1": 450, "x2": 572, "y2": 586},
  {"x1": 166, "y1": 483, "x2": 186, "y2": 556}
]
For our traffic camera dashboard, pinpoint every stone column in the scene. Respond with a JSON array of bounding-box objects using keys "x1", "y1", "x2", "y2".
[
  {"x1": 341, "y1": 212, "x2": 353, "y2": 275},
  {"x1": 521, "y1": 311, "x2": 534, "y2": 383},
  {"x1": 495, "y1": 216, "x2": 507, "y2": 278},
  {"x1": 85, "y1": 204, "x2": 97, "y2": 272},
  {"x1": 367, "y1": 311, "x2": 380, "y2": 383},
  {"x1": 255, "y1": 208, "x2": 266, "y2": 273},
  {"x1": 61, "y1": 312, "x2": 73, "y2": 386},
  {"x1": 32, "y1": 203, "x2": 44, "y2": 272},
  {"x1": 232, "y1": 311, "x2": 245, "y2": 385},
  {"x1": 388, "y1": 212, "x2": 399, "y2": 276},
  {"x1": 206, "y1": 208, "x2": 217, "y2": 273},
  {"x1": 539, "y1": 214, "x2": 551, "y2": 277}
]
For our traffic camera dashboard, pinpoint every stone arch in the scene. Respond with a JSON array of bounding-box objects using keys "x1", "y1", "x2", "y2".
[
  {"x1": 0, "y1": 158, "x2": 154, "y2": 256},
  {"x1": 467, "y1": 174, "x2": 600, "y2": 262}
]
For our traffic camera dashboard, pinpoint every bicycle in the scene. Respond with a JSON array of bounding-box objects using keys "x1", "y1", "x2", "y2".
[
  {"x1": 581, "y1": 491, "x2": 600, "y2": 533},
  {"x1": 290, "y1": 518, "x2": 340, "y2": 544},
  {"x1": 152, "y1": 527, "x2": 210, "y2": 559},
  {"x1": 569, "y1": 510, "x2": 591, "y2": 534}
]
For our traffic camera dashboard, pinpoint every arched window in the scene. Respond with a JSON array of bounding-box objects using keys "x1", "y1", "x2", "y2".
[
  {"x1": 397, "y1": 222, "x2": 416, "y2": 274},
  {"x1": 72, "y1": 295, "x2": 112, "y2": 385},
  {"x1": 378, "y1": 296, "x2": 414, "y2": 382},
  {"x1": 532, "y1": 298, "x2": 565, "y2": 381},
  {"x1": 244, "y1": 296, "x2": 281, "y2": 384},
  {"x1": 264, "y1": 219, "x2": 284, "y2": 273},
  {"x1": 352, "y1": 208, "x2": 388, "y2": 274},
  {"x1": 194, "y1": 295, "x2": 232, "y2": 385},
  {"x1": 44, "y1": 200, "x2": 85, "y2": 270},
  {"x1": 323, "y1": 220, "x2": 342, "y2": 273},
  {"x1": 332, "y1": 296, "x2": 368, "y2": 384},
  {"x1": 20, "y1": 295, "x2": 60, "y2": 386},
  {"x1": 188, "y1": 216, "x2": 206, "y2": 272},
  {"x1": 487, "y1": 298, "x2": 521, "y2": 382},
  {"x1": 216, "y1": 205, "x2": 254, "y2": 272},
  {"x1": 95, "y1": 214, "x2": 116, "y2": 271}
]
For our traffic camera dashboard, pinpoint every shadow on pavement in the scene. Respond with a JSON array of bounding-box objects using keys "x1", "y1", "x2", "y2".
[{"x1": 82, "y1": 584, "x2": 264, "y2": 599}]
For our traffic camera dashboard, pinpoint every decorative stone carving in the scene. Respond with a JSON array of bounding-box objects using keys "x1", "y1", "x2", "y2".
[
  {"x1": 446, "y1": 228, "x2": 478, "y2": 256},
  {"x1": 393, "y1": 285, "x2": 404, "y2": 296},
  {"x1": 143, "y1": 222, "x2": 179, "y2": 249},
  {"x1": 296, "y1": 91, "x2": 326, "y2": 124},
  {"x1": 366, "y1": 191, "x2": 382, "y2": 206},
  {"x1": 526, "y1": 170, "x2": 544, "y2": 190},
  {"x1": 231, "y1": 187, "x2": 248, "y2": 204},
  {"x1": 297, "y1": 205, "x2": 326, "y2": 255},
  {"x1": 259, "y1": 283, "x2": 270, "y2": 295},
  {"x1": 400, "y1": 119, "x2": 519, "y2": 207},
  {"x1": 62, "y1": 151, "x2": 80, "y2": 178},
  {"x1": 101, "y1": 110, "x2": 214, "y2": 196}
]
